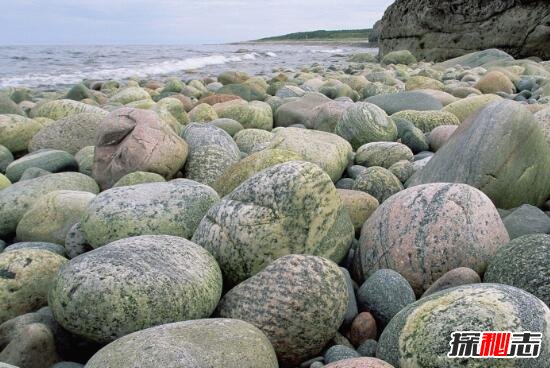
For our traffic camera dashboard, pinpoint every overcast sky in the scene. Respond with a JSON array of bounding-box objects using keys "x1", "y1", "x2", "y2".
[{"x1": 1, "y1": 0, "x2": 395, "y2": 45}]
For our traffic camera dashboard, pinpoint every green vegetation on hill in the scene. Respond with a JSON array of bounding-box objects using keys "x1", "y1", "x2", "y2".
[{"x1": 258, "y1": 29, "x2": 373, "y2": 41}]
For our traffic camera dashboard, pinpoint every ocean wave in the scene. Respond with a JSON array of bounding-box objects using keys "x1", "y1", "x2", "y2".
[
  {"x1": 310, "y1": 48, "x2": 344, "y2": 54},
  {"x1": 0, "y1": 53, "x2": 258, "y2": 88}
]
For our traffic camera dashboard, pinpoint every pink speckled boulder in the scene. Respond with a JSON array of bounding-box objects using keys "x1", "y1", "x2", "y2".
[
  {"x1": 325, "y1": 357, "x2": 395, "y2": 368},
  {"x1": 357, "y1": 183, "x2": 509, "y2": 295}
]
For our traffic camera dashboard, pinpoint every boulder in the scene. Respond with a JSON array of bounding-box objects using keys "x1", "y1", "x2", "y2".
[
  {"x1": 365, "y1": 91, "x2": 443, "y2": 115},
  {"x1": 324, "y1": 357, "x2": 394, "y2": 368},
  {"x1": 307, "y1": 100, "x2": 353, "y2": 132},
  {"x1": 335, "y1": 103, "x2": 398, "y2": 150},
  {"x1": 188, "y1": 103, "x2": 218, "y2": 122},
  {"x1": 503, "y1": 204, "x2": 550, "y2": 239},
  {"x1": 181, "y1": 123, "x2": 240, "y2": 187},
  {"x1": 408, "y1": 101, "x2": 550, "y2": 209},
  {"x1": 81, "y1": 180, "x2": 219, "y2": 248},
  {"x1": 337, "y1": 189, "x2": 379, "y2": 233},
  {"x1": 325, "y1": 345, "x2": 361, "y2": 364},
  {"x1": 268, "y1": 127, "x2": 353, "y2": 181},
  {"x1": 442, "y1": 94, "x2": 501, "y2": 123},
  {"x1": 388, "y1": 160, "x2": 415, "y2": 183},
  {"x1": 208, "y1": 118, "x2": 244, "y2": 137},
  {"x1": 3, "y1": 242, "x2": 66, "y2": 257},
  {"x1": 357, "y1": 183, "x2": 509, "y2": 294},
  {"x1": 48, "y1": 235, "x2": 223, "y2": 343},
  {"x1": 484, "y1": 234, "x2": 550, "y2": 305},
  {"x1": 74, "y1": 146, "x2": 93, "y2": 177},
  {"x1": 377, "y1": 284, "x2": 550, "y2": 367},
  {"x1": 0, "y1": 172, "x2": 99, "y2": 238},
  {"x1": 0, "y1": 174, "x2": 10, "y2": 190},
  {"x1": 85, "y1": 319, "x2": 277, "y2": 368},
  {"x1": 378, "y1": 0, "x2": 550, "y2": 61},
  {"x1": 355, "y1": 142, "x2": 413, "y2": 169},
  {"x1": 391, "y1": 110, "x2": 459, "y2": 133},
  {"x1": 0, "y1": 114, "x2": 44, "y2": 153},
  {"x1": 108, "y1": 87, "x2": 151, "y2": 105},
  {"x1": 405, "y1": 76, "x2": 443, "y2": 91},
  {"x1": 30, "y1": 100, "x2": 105, "y2": 120},
  {"x1": 212, "y1": 149, "x2": 302, "y2": 197},
  {"x1": 233, "y1": 128, "x2": 274, "y2": 154},
  {"x1": 218, "y1": 255, "x2": 348, "y2": 366},
  {"x1": 112, "y1": 171, "x2": 165, "y2": 187},
  {"x1": 92, "y1": 107, "x2": 188, "y2": 189},
  {"x1": 0, "y1": 145, "x2": 13, "y2": 172},
  {"x1": 192, "y1": 161, "x2": 354, "y2": 287},
  {"x1": 28, "y1": 112, "x2": 107, "y2": 154},
  {"x1": 15, "y1": 190, "x2": 95, "y2": 245},
  {"x1": 5, "y1": 149, "x2": 77, "y2": 182},
  {"x1": 274, "y1": 93, "x2": 330, "y2": 127},
  {"x1": 0, "y1": 249, "x2": 67, "y2": 324},
  {"x1": 393, "y1": 118, "x2": 429, "y2": 153},
  {"x1": 421, "y1": 267, "x2": 481, "y2": 298},
  {"x1": 381, "y1": 50, "x2": 416, "y2": 65},
  {"x1": 214, "y1": 99, "x2": 273, "y2": 130},
  {"x1": 428, "y1": 125, "x2": 457, "y2": 151},
  {"x1": 352, "y1": 167, "x2": 403, "y2": 203},
  {"x1": 534, "y1": 106, "x2": 550, "y2": 145},
  {"x1": 0, "y1": 94, "x2": 25, "y2": 115},
  {"x1": 475, "y1": 70, "x2": 516, "y2": 94}
]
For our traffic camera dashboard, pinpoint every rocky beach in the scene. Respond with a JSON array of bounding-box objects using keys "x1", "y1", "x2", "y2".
[{"x1": 1, "y1": 1, "x2": 550, "y2": 368}]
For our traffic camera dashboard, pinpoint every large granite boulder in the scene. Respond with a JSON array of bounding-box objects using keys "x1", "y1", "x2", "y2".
[
  {"x1": 218, "y1": 254, "x2": 348, "y2": 366},
  {"x1": 92, "y1": 108, "x2": 188, "y2": 190},
  {"x1": 357, "y1": 183, "x2": 509, "y2": 295},
  {"x1": 85, "y1": 319, "x2": 278, "y2": 368},
  {"x1": 192, "y1": 161, "x2": 354, "y2": 287},
  {"x1": 48, "y1": 235, "x2": 223, "y2": 343},
  {"x1": 378, "y1": 0, "x2": 550, "y2": 61},
  {"x1": 408, "y1": 101, "x2": 550, "y2": 209}
]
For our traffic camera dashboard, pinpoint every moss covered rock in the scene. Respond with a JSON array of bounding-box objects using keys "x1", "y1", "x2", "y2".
[
  {"x1": 188, "y1": 103, "x2": 218, "y2": 122},
  {"x1": 0, "y1": 145, "x2": 14, "y2": 173},
  {"x1": 5, "y1": 149, "x2": 77, "y2": 182},
  {"x1": 81, "y1": 179, "x2": 218, "y2": 248},
  {"x1": 377, "y1": 284, "x2": 550, "y2": 367},
  {"x1": 208, "y1": 118, "x2": 244, "y2": 137},
  {"x1": 181, "y1": 123, "x2": 240, "y2": 187},
  {"x1": 484, "y1": 234, "x2": 550, "y2": 306},
  {"x1": 408, "y1": 101, "x2": 550, "y2": 208},
  {"x1": 0, "y1": 114, "x2": 44, "y2": 153},
  {"x1": 268, "y1": 127, "x2": 353, "y2": 182},
  {"x1": 355, "y1": 142, "x2": 413, "y2": 169},
  {"x1": 335, "y1": 102, "x2": 397, "y2": 150},
  {"x1": 218, "y1": 254, "x2": 348, "y2": 366},
  {"x1": 49, "y1": 235, "x2": 222, "y2": 343},
  {"x1": 442, "y1": 94, "x2": 502, "y2": 122},
  {"x1": 0, "y1": 249, "x2": 67, "y2": 324},
  {"x1": 86, "y1": 319, "x2": 277, "y2": 368},
  {"x1": 233, "y1": 128, "x2": 274, "y2": 154},
  {"x1": 0, "y1": 172, "x2": 99, "y2": 238},
  {"x1": 214, "y1": 100, "x2": 273, "y2": 130},
  {"x1": 29, "y1": 99, "x2": 105, "y2": 120},
  {"x1": 15, "y1": 190, "x2": 95, "y2": 244},
  {"x1": 0, "y1": 173, "x2": 10, "y2": 190},
  {"x1": 213, "y1": 148, "x2": 302, "y2": 197},
  {"x1": 192, "y1": 161, "x2": 354, "y2": 287},
  {"x1": 108, "y1": 87, "x2": 151, "y2": 105},
  {"x1": 0, "y1": 94, "x2": 25, "y2": 115},
  {"x1": 391, "y1": 110, "x2": 459, "y2": 133},
  {"x1": 3, "y1": 241, "x2": 66, "y2": 257},
  {"x1": 405, "y1": 76, "x2": 444, "y2": 91},
  {"x1": 382, "y1": 50, "x2": 417, "y2": 65},
  {"x1": 337, "y1": 189, "x2": 379, "y2": 233},
  {"x1": 112, "y1": 171, "x2": 165, "y2": 187},
  {"x1": 352, "y1": 166, "x2": 403, "y2": 203},
  {"x1": 358, "y1": 183, "x2": 509, "y2": 294}
]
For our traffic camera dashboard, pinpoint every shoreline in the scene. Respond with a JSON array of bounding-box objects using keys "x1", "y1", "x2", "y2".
[{"x1": 231, "y1": 39, "x2": 378, "y2": 48}]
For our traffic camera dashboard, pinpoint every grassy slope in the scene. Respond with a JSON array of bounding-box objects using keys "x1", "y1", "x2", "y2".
[{"x1": 257, "y1": 29, "x2": 373, "y2": 42}]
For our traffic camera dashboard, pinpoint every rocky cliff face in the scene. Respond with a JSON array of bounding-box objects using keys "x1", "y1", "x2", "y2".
[{"x1": 378, "y1": 0, "x2": 550, "y2": 61}]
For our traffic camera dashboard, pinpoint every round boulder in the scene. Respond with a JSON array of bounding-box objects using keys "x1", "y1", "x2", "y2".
[
  {"x1": 352, "y1": 166, "x2": 403, "y2": 203},
  {"x1": 5, "y1": 149, "x2": 77, "y2": 183},
  {"x1": 218, "y1": 254, "x2": 348, "y2": 366},
  {"x1": 325, "y1": 357, "x2": 394, "y2": 368},
  {"x1": 355, "y1": 142, "x2": 413, "y2": 169},
  {"x1": 48, "y1": 235, "x2": 223, "y2": 343},
  {"x1": 358, "y1": 183, "x2": 509, "y2": 294}
]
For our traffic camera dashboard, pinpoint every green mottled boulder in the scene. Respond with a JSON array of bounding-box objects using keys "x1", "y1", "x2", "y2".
[
  {"x1": 192, "y1": 161, "x2": 354, "y2": 287},
  {"x1": 217, "y1": 83, "x2": 266, "y2": 101},
  {"x1": 268, "y1": 127, "x2": 353, "y2": 181},
  {"x1": 318, "y1": 80, "x2": 359, "y2": 101},
  {"x1": 335, "y1": 102, "x2": 397, "y2": 150},
  {"x1": 366, "y1": 91, "x2": 443, "y2": 115},
  {"x1": 213, "y1": 149, "x2": 302, "y2": 197},
  {"x1": 65, "y1": 84, "x2": 95, "y2": 101},
  {"x1": 208, "y1": 118, "x2": 244, "y2": 137},
  {"x1": 353, "y1": 166, "x2": 403, "y2": 203},
  {"x1": 391, "y1": 110, "x2": 459, "y2": 133},
  {"x1": 274, "y1": 92, "x2": 330, "y2": 127},
  {"x1": 361, "y1": 82, "x2": 399, "y2": 99},
  {"x1": 86, "y1": 319, "x2": 277, "y2": 368},
  {"x1": 348, "y1": 53, "x2": 377, "y2": 63},
  {"x1": 405, "y1": 76, "x2": 444, "y2": 91},
  {"x1": 29, "y1": 99, "x2": 105, "y2": 120},
  {"x1": 337, "y1": 189, "x2": 379, "y2": 233},
  {"x1": 484, "y1": 234, "x2": 550, "y2": 306},
  {"x1": 214, "y1": 100, "x2": 273, "y2": 130},
  {"x1": 48, "y1": 235, "x2": 222, "y2": 343},
  {"x1": 358, "y1": 183, "x2": 509, "y2": 294},
  {"x1": 161, "y1": 78, "x2": 185, "y2": 93},
  {"x1": 0, "y1": 94, "x2": 25, "y2": 115},
  {"x1": 19, "y1": 167, "x2": 51, "y2": 181},
  {"x1": 0, "y1": 114, "x2": 44, "y2": 153},
  {"x1": 218, "y1": 70, "x2": 250, "y2": 85},
  {"x1": 442, "y1": 94, "x2": 502, "y2": 122},
  {"x1": 355, "y1": 142, "x2": 413, "y2": 169},
  {"x1": 188, "y1": 103, "x2": 218, "y2": 122},
  {"x1": 0, "y1": 173, "x2": 10, "y2": 190},
  {"x1": 0, "y1": 249, "x2": 67, "y2": 324},
  {"x1": 16, "y1": 190, "x2": 95, "y2": 244},
  {"x1": 218, "y1": 255, "x2": 348, "y2": 366},
  {"x1": 112, "y1": 171, "x2": 165, "y2": 187},
  {"x1": 0, "y1": 172, "x2": 99, "y2": 238},
  {"x1": 28, "y1": 112, "x2": 107, "y2": 154},
  {"x1": 181, "y1": 123, "x2": 240, "y2": 187},
  {"x1": 108, "y1": 87, "x2": 151, "y2": 105},
  {"x1": 233, "y1": 128, "x2": 274, "y2": 154},
  {"x1": 389, "y1": 160, "x2": 415, "y2": 183},
  {"x1": 408, "y1": 101, "x2": 550, "y2": 209},
  {"x1": 74, "y1": 146, "x2": 94, "y2": 177},
  {"x1": 3, "y1": 241, "x2": 66, "y2": 257},
  {"x1": 307, "y1": 100, "x2": 352, "y2": 132},
  {"x1": 382, "y1": 50, "x2": 417, "y2": 65},
  {"x1": 154, "y1": 97, "x2": 189, "y2": 126},
  {"x1": 81, "y1": 179, "x2": 219, "y2": 248},
  {"x1": 377, "y1": 284, "x2": 550, "y2": 368},
  {"x1": 434, "y1": 49, "x2": 514, "y2": 69},
  {"x1": 0, "y1": 145, "x2": 14, "y2": 172},
  {"x1": 5, "y1": 149, "x2": 77, "y2": 182}
]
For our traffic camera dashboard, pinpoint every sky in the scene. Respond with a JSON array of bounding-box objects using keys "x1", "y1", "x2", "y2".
[{"x1": 0, "y1": 0, "x2": 395, "y2": 45}]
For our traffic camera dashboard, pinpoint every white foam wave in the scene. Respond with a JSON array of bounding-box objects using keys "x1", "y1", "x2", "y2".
[
  {"x1": 310, "y1": 48, "x2": 344, "y2": 54},
  {"x1": 0, "y1": 53, "x2": 258, "y2": 88}
]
